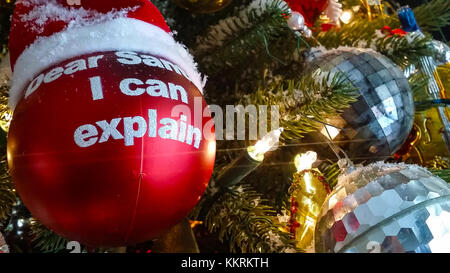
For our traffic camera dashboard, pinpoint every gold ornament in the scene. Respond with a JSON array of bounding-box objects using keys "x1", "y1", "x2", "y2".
[
  {"x1": 406, "y1": 109, "x2": 450, "y2": 164},
  {"x1": 288, "y1": 152, "x2": 330, "y2": 252},
  {"x1": 173, "y1": 0, "x2": 232, "y2": 14},
  {"x1": 426, "y1": 156, "x2": 449, "y2": 170}
]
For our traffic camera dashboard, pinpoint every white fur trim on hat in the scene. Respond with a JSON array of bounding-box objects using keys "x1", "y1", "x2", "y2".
[{"x1": 9, "y1": 17, "x2": 205, "y2": 110}]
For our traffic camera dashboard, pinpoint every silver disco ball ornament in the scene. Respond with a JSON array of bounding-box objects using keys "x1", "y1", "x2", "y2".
[
  {"x1": 315, "y1": 162, "x2": 450, "y2": 253},
  {"x1": 301, "y1": 47, "x2": 415, "y2": 162},
  {"x1": 431, "y1": 39, "x2": 450, "y2": 66}
]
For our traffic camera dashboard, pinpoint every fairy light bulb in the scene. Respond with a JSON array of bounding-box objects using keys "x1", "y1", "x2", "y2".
[
  {"x1": 248, "y1": 128, "x2": 283, "y2": 162},
  {"x1": 340, "y1": 10, "x2": 353, "y2": 24},
  {"x1": 295, "y1": 151, "x2": 317, "y2": 172}
]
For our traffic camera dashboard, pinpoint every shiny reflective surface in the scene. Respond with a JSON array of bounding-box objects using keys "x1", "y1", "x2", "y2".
[
  {"x1": 315, "y1": 162, "x2": 450, "y2": 253},
  {"x1": 290, "y1": 170, "x2": 329, "y2": 252},
  {"x1": 303, "y1": 48, "x2": 415, "y2": 162},
  {"x1": 432, "y1": 39, "x2": 450, "y2": 66}
]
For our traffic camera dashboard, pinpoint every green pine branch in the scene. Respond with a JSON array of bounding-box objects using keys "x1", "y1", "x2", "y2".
[
  {"x1": 30, "y1": 219, "x2": 112, "y2": 253},
  {"x1": 0, "y1": 156, "x2": 15, "y2": 222},
  {"x1": 243, "y1": 71, "x2": 359, "y2": 141},
  {"x1": 374, "y1": 34, "x2": 433, "y2": 68},
  {"x1": 315, "y1": 14, "x2": 397, "y2": 49},
  {"x1": 0, "y1": 0, "x2": 14, "y2": 53},
  {"x1": 316, "y1": 14, "x2": 433, "y2": 68},
  {"x1": 193, "y1": 0, "x2": 291, "y2": 76},
  {"x1": 431, "y1": 169, "x2": 450, "y2": 183},
  {"x1": 203, "y1": 184, "x2": 297, "y2": 253},
  {"x1": 318, "y1": 161, "x2": 340, "y2": 190},
  {"x1": 30, "y1": 220, "x2": 68, "y2": 253},
  {"x1": 413, "y1": 0, "x2": 450, "y2": 33}
]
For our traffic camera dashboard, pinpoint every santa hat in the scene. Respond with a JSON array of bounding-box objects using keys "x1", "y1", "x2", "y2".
[{"x1": 8, "y1": 0, "x2": 204, "y2": 110}]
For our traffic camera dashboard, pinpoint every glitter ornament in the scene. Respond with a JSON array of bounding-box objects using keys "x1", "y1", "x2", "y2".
[
  {"x1": 300, "y1": 47, "x2": 415, "y2": 162},
  {"x1": 7, "y1": 0, "x2": 215, "y2": 247},
  {"x1": 315, "y1": 162, "x2": 450, "y2": 253},
  {"x1": 173, "y1": 0, "x2": 232, "y2": 14}
]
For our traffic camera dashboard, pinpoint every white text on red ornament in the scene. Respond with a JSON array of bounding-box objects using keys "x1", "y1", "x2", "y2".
[
  {"x1": 73, "y1": 111, "x2": 202, "y2": 149},
  {"x1": 119, "y1": 78, "x2": 188, "y2": 104},
  {"x1": 115, "y1": 51, "x2": 191, "y2": 83},
  {"x1": 25, "y1": 55, "x2": 104, "y2": 98}
]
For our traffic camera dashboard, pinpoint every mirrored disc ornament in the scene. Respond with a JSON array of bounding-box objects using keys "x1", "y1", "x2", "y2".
[
  {"x1": 431, "y1": 39, "x2": 450, "y2": 66},
  {"x1": 315, "y1": 162, "x2": 450, "y2": 253},
  {"x1": 300, "y1": 47, "x2": 415, "y2": 162}
]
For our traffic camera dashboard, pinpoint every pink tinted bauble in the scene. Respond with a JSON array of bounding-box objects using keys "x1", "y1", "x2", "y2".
[{"x1": 7, "y1": 51, "x2": 216, "y2": 247}]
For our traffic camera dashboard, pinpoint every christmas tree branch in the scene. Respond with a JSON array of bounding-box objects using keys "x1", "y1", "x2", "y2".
[
  {"x1": 193, "y1": 0, "x2": 290, "y2": 76},
  {"x1": 243, "y1": 71, "x2": 359, "y2": 141},
  {"x1": 316, "y1": 15, "x2": 433, "y2": 68},
  {"x1": 0, "y1": 0, "x2": 14, "y2": 53},
  {"x1": 413, "y1": 0, "x2": 450, "y2": 33},
  {"x1": 430, "y1": 169, "x2": 450, "y2": 183},
  {"x1": 0, "y1": 156, "x2": 15, "y2": 222},
  {"x1": 373, "y1": 34, "x2": 433, "y2": 68},
  {"x1": 30, "y1": 220, "x2": 68, "y2": 253},
  {"x1": 318, "y1": 161, "x2": 340, "y2": 190},
  {"x1": 203, "y1": 184, "x2": 297, "y2": 253}
]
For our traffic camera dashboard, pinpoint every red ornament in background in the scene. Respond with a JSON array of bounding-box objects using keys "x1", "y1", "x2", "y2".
[
  {"x1": 284, "y1": 0, "x2": 329, "y2": 27},
  {"x1": 7, "y1": 0, "x2": 215, "y2": 247},
  {"x1": 381, "y1": 26, "x2": 407, "y2": 37}
]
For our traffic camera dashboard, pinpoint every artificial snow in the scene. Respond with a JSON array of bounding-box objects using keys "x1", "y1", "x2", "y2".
[
  {"x1": 19, "y1": 0, "x2": 135, "y2": 33},
  {"x1": 195, "y1": 0, "x2": 289, "y2": 53},
  {"x1": 10, "y1": 17, "x2": 205, "y2": 110}
]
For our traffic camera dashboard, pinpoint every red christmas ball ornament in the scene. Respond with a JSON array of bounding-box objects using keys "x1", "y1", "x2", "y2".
[
  {"x1": 7, "y1": 0, "x2": 215, "y2": 247},
  {"x1": 284, "y1": 0, "x2": 329, "y2": 27}
]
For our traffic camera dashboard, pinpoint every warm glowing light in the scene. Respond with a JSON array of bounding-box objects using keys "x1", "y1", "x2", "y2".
[
  {"x1": 248, "y1": 128, "x2": 283, "y2": 161},
  {"x1": 340, "y1": 10, "x2": 353, "y2": 24},
  {"x1": 207, "y1": 141, "x2": 216, "y2": 156},
  {"x1": 320, "y1": 125, "x2": 340, "y2": 140},
  {"x1": 303, "y1": 172, "x2": 316, "y2": 194},
  {"x1": 295, "y1": 151, "x2": 317, "y2": 172},
  {"x1": 189, "y1": 220, "x2": 203, "y2": 228}
]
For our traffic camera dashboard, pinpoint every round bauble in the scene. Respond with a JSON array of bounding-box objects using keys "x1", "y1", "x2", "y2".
[
  {"x1": 287, "y1": 12, "x2": 306, "y2": 31},
  {"x1": 173, "y1": 0, "x2": 233, "y2": 14},
  {"x1": 431, "y1": 39, "x2": 450, "y2": 66},
  {"x1": 315, "y1": 162, "x2": 450, "y2": 253},
  {"x1": 7, "y1": 51, "x2": 216, "y2": 247},
  {"x1": 300, "y1": 47, "x2": 415, "y2": 162}
]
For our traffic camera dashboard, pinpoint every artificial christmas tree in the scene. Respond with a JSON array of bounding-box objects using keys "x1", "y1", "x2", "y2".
[{"x1": 0, "y1": 0, "x2": 448, "y2": 254}]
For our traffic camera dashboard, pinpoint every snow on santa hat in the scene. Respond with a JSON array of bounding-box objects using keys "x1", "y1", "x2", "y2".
[{"x1": 8, "y1": 0, "x2": 204, "y2": 110}]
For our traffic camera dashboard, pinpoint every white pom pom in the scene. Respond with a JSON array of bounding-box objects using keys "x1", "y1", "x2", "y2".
[{"x1": 324, "y1": 0, "x2": 343, "y2": 25}]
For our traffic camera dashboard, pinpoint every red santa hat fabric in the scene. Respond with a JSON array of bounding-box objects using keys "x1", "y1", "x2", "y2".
[{"x1": 8, "y1": 0, "x2": 204, "y2": 110}]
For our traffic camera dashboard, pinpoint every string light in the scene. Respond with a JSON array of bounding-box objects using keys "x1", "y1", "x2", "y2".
[
  {"x1": 294, "y1": 151, "x2": 317, "y2": 172},
  {"x1": 248, "y1": 128, "x2": 283, "y2": 162},
  {"x1": 216, "y1": 128, "x2": 283, "y2": 188},
  {"x1": 340, "y1": 10, "x2": 353, "y2": 24}
]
